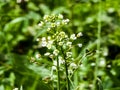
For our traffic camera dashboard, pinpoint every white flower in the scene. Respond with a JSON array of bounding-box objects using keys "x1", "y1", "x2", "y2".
[
  {"x1": 91, "y1": 63, "x2": 96, "y2": 66},
  {"x1": 44, "y1": 52, "x2": 50, "y2": 56},
  {"x1": 42, "y1": 37, "x2": 46, "y2": 41},
  {"x1": 49, "y1": 54, "x2": 54, "y2": 59},
  {"x1": 66, "y1": 41, "x2": 72, "y2": 48},
  {"x1": 58, "y1": 41, "x2": 64, "y2": 46},
  {"x1": 41, "y1": 41, "x2": 47, "y2": 47},
  {"x1": 59, "y1": 31, "x2": 66, "y2": 38},
  {"x1": 47, "y1": 40, "x2": 53, "y2": 49},
  {"x1": 70, "y1": 63, "x2": 77, "y2": 69},
  {"x1": 43, "y1": 15, "x2": 49, "y2": 20},
  {"x1": 47, "y1": 36, "x2": 51, "y2": 40},
  {"x1": 47, "y1": 27, "x2": 51, "y2": 31},
  {"x1": 62, "y1": 20, "x2": 67, "y2": 25},
  {"x1": 58, "y1": 56, "x2": 65, "y2": 64},
  {"x1": 62, "y1": 19, "x2": 70, "y2": 25},
  {"x1": 57, "y1": 31, "x2": 66, "y2": 41},
  {"x1": 70, "y1": 34, "x2": 76, "y2": 40},
  {"x1": 66, "y1": 42, "x2": 72, "y2": 46},
  {"x1": 58, "y1": 14, "x2": 63, "y2": 19},
  {"x1": 56, "y1": 22, "x2": 60, "y2": 26},
  {"x1": 35, "y1": 54, "x2": 41, "y2": 59},
  {"x1": 53, "y1": 60, "x2": 57, "y2": 66},
  {"x1": 36, "y1": 38, "x2": 40, "y2": 41},
  {"x1": 68, "y1": 69, "x2": 73, "y2": 74},
  {"x1": 13, "y1": 88, "x2": 18, "y2": 90},
  {"x1": 77, "y1": 32, "x2": 83, "y2": 37},
  {"x1": 66, "y1": 52, "x2": 72, "y2": 58},
  {"x1": 53, "y1": 49, "x2": 59, "y2": 56},
  {"x1": 77, "y1": 43, "x2": 82, "y2": 47},
  {"x1": 52, "y1": 66, "x2": 57, "y2": 70},
  {"x1": 38, "y1": 21, "x2": 44, "y2": 27},
  {"x1": 47, "y1": 44, "x2": 52, "y2": 49},
  {"x1": 41, "y1": 37, "x2": 47, "y2": 47},
  {"x1": 65, "y1": 19, "x2": 70, "y2": 23}
]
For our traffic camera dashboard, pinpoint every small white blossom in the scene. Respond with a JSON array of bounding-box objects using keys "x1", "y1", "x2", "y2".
[
  {"x1": 53, "y1": 49, "x2": 59, "y2": 56},
  {"x1": 58, "y1": 41, "x2": 64, "y2": 46},
  {"x1": 47, "y1": 36, "x2": 51, "y2": 40},
  {"x1": 66, "y1": 52, "x2": 72, "y2": 58},
  {"x1": 99, "y1": 58, "x2": 106, "y2": 67},
  {"x1": 38, "y1": 21, "x2": 44, "y2": 27},
  {"x1": 57, "y1": 32, "x2": 66, "y2": 41},
  {"x1": 107, "y1": 65, "x2": 111, "y2": 68},
  {"x1": 59, "y1": 31, "x2": 66, "y2": 38},
  {"x1": 49, "y1": 54, "x2": 54, "y2": 59},
  {"x1": 62, "y1": 20, "x2": 67, "y2": 25},
  {"x1": 66, "y1": 41, "x2": 72, "y2": 48},
  {"x1": 36, "y1": 38, "x2": 40, "y2": 41},
  {"x1": 13, "y1": 88, "x2": 18, "y2": 90},
  {"x1": 70, "y1": 63, "x2": 77, "y2": 69},
  {"x1": 62, "y1": 19, "x2": 70, "y2": 25},
  {"x1": 68, "y1": 69, "x2": 73, "y2": 74},
  {"x1": 43, "y1": 15, "x2": 49, "y2": 20},
  {"x1": 77, "y1": 32, "x2": 83, "y2": 37},
  {"x1": 47, "y1": 40, "x2": 53, "y2": 49},
  {"x1": 47, "y1": 27, "x2": 51, "y2": 31},
  {"x1": 35, "y1": 54, "x2": 41, "y2": 59},
  {"x1": 53, "y1": 60, "x2": 57, "y2": 66},
  {"x1": 58, "y1": 14, "x2": 63, "y2": 19},
  {"x1": 41, "y1": 37, "x2": 47, "y2": 47},
  {"x1": 77, "y1": 43, "x2": 82, "y2": 47},
  {"x1": 91, "y1": 63, "x2": 96, "y2": 66},
  {"x1": 42, "y1": 37, "x2": 46, "y2": 41},
  {"x1": 47, "y1": 44, "x2": 52, "y2": 49},
  {"x1": 58, "y1": 56, "x2": 65, "y2": 64},
  {"x1": 48, "y1": 40, "x2": 53, "y2": 45},
  {"x1": 70, "y1": 34, "x2": 76, "y2": 40},
  {"x1": 52, "y1": 66, "x2": 57, "y2": 70},
  {"x1": 65, "y1": 19, "x2": 70, "y2": 23},
  {"x1": 41, "y1": 41, "x2": 47, "y2": 47},
  {"x1": 44, "y1": 52, "x2": 50, "y2": 56},
  {"x1": 56, "y1": 22, "x2": 60, "y2": 26},
  {"x1": 108, "y1": 8, "x2": 115, "y2": 13}
]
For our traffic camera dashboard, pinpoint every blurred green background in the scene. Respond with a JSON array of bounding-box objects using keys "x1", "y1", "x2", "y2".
[{"x1": 0, "y1": 0, "x2": 120, "y2": 90}]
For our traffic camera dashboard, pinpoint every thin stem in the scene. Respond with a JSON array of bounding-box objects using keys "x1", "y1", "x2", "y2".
[
  {"x1": 64, "y1": 59, "x2": 70, "y2": 90},
  {"x1": 57, "y1": 56, "x2": 60, "y2": 90},
  {"x1": 61, "y1": 47, "x2": 70, "y2": 90},
  {"x1": 93, "y1": 0, "x2": 101, "y2": 90}
]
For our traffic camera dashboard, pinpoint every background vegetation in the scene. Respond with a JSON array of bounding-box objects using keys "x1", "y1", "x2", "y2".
[{"x1": 0, "y1": 0, "x2": 120, "y2": 90}]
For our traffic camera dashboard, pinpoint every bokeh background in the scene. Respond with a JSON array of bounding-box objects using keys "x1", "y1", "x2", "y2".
[{"x1": 0, "y1": 0, "x2": 120, "y2": 90}]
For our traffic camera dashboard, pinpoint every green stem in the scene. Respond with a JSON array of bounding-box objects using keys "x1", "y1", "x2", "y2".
[
  {"x1": 61, "y1": 47, "x2": 70, "y2": 90},
  {"x1": 64, "y1": 59, "x2": 70, "y2": 90},
  {"x1": 57, "y1": 56, "x2": 60, "y2": 90},
  {"x1": 93, "y1": 0, "x2": 101, "y2": 90}
]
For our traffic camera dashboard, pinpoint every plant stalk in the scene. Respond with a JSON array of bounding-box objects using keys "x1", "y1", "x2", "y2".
[
  {"x1": 64, "y1": 59, "x2": 70, "y2": 90},
  {"x1": 93, "y1": 0, "x2": 101, "y2": 90},
  {"x1": 57, "y1": 56, "x2": 60, "y2": 90},
  {"x1": 61, "y1": 47, "x2": 70, "y2": 90}
]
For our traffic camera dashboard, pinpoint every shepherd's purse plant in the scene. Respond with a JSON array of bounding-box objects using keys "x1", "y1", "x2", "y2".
[{"x1": 35, "y1": 14, "x2": 83, "y2": 90}]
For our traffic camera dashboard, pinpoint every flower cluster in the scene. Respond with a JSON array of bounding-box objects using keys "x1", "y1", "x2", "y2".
[
  {"x1": 37, "y1": 14, "x2": 83, "y2": 76},
  {"x1": 39, "y1": 31, "x2": 82, "y2": 60},
  {"x1": 38, "y1": 14, "x2": 70, "y2": 32}
]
